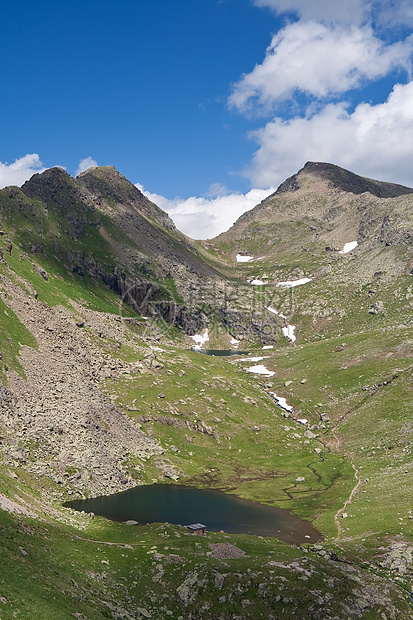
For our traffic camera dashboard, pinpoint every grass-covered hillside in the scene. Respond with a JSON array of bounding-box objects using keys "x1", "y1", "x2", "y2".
[{"x1": 0, "y1": 162, "x2": 412, "y2": 618}]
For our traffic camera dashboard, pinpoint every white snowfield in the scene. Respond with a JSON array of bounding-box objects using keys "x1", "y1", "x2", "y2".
[
  {"x1": 339, "y1": 241, "x2": 358, "y2": 254},
  {"x1": 269, "y1": 392, "x2": 293, "y2": 412},
  {"x1": 246, "y1": 364, "x2": 275, "y2": 377},
  {"x1": 262, "y1": 345, "x2": 274, "y2": 349},
  {"x1": 238, "y1": 356, "x2": 267, "y2": 362},
  {"x1": 236, "y1": 254, "x2": 254, "y2": 262},
  {"x1": 248, "y1": 279, "x2": 265, "y2": 285},
  {"x1": 282, "y1": 324, "x2": 296, "y2": 343},
  {"x1": 190, "y1": 328, "x2": 209, "y2": 349},
  {"x1": 276, "y1": 278, "x2": 312, "y2": 288},
  {"x1": 265, "y1": 306, "x2": 286, "y2": 319}
]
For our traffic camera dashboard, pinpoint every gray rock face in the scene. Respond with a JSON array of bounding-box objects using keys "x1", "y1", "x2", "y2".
[
  {"x1": 379, "y1": 542, "x2": 413, "y2": 576},
  {"x1": 304, "y1": 429, "x2": 317, "y2": 439},
  {"x1": 368, "y1": 301, "x2": 386, "y2": 315},
  {"x1": 176, "y1": 572, "x2": 199, "y2": 606},
  {"x1": 36, "y1": 266, "x2": 48, "y2": 280}
]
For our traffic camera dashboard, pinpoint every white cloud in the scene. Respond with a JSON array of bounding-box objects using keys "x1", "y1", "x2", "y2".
[
  {"x1": 229, "y1": 21, "x2": 413, "y2": 113},
  {"x1": 136, "y1": 183, "x2": 274, "y2": 239},
  {"x1": 0, "y1": 154, "x2": 47, "y2": 189},
  {"x1": 375, "y1": 1, "x2": 413, "y2": 28},
  {"x1": 252, "y1": 0, "x2": 413, "y2": 27},
  {"x1": 248, "y1": 81, "x2": 413, "y2": 188},
  {"x1": 76, "y1": 156, "x2": 98, "y2": 176},
  {"x1": 253, "y1": 0, "x2": 367, "y2": 24}
]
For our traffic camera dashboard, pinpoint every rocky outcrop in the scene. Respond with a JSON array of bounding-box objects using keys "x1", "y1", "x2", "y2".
[
  {"x1": 218, "y1": 308, "x2": 279, "y2": 343},
  {"x1": 378, "y1": 542, "x2": 413, "y2": 576}
]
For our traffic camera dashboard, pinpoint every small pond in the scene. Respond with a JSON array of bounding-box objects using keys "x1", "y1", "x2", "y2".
[
  {"x1": 65, "y1": 484, "x2": 322, "y2": 545},
  {"x1": 195, "y1": 350, "x2": 249, "y2": 356}
]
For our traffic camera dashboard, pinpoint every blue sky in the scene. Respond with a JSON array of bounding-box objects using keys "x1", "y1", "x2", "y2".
[{"x1": 1, "y1": 0, "x2": 413, "y2": 238}]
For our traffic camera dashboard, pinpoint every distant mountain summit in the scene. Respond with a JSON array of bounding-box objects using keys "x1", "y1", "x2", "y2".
[
  {"x1": 276, "y1": 162, "x2": 413, "y2": 199},
  {"x1": 214, "y1": 161, "x2": 413, "y2": 240},
  {"x1": 212, "y1": 161, "x2": 413, "y2": 289}
]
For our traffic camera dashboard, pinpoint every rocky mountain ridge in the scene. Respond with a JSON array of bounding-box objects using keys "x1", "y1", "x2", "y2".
[{"x1": 2, "y1": 166, "x2": 227, "y2": 338}]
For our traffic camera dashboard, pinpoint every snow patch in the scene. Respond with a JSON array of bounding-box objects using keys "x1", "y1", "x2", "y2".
[
  {"x1": 262, "y1": 345, "x2": 274, "y2": 349},
  {"x1": 339, "y1": 241, "x2": 358, "y2": 254},
  {"x1": 269, "y1": 392, "x2": 293, "y2": 412},
  {"x1": 236, "y1": 254, "x2": 254, "y2": 262},
  {"x1": 266, "y1": 306, "x2": 295, "y2": 342},
  {"x1": 190, "y1": 328, "x2": 209, "y2": 349},
  {"x1": 282, "y1": 324, "x2": 296, "y2": 343},
  {"x1": 276, "y1": 278, "x2": 312, "y2": 288},
  {"x1": 248, "y1": 279, "x2": 265, "y2": 285},
  {"x1": 266, "y1": 306, "x2": 286, "y2": 319},
  {"x1": 247, "y1": 365, "x2": 275, "y2": 377},
  {"x1": 298, "y1": 418, "x2": 308, "y2": 425}
]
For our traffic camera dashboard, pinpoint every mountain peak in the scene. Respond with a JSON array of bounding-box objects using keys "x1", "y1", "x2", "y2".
[
  {"x1": 21, "y1": 166, "x2": 71, "y2": 190},
  {"x1": 76, "y1": 164, "x2": 113, "y2": 177},
  {"x1": 21, "y1": 166, "x2": 87, "y2": 211},
  {"x1": 77, "y1": 165, "x2": 128, "y2": 182},
  {"x1": 77, "y1": 165, "x2": 176, "y2": 231},
  {"x1": 276, "y1": 161, "x2": 413, "y2": 199}
]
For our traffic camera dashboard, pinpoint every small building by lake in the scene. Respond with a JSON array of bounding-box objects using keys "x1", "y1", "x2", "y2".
[{"x1": 187, "y1": 523, "x2": 207, "y2": 535}]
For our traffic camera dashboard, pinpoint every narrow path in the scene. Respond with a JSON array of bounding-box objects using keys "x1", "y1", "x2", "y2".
[
  {"x1": 73, "y1": 534, "x2": 145, "y2": 548},
  {"x1": 332, "y1": 426, "x2": 361, "y2": 540}
]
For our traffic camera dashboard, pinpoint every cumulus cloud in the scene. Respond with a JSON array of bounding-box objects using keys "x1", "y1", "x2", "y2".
[
  {"x1": 226, "y1": 1, "x2": 413, "y2": 192},
  {"x1": 253, "y1": 0, "x2": 413, "y2": 27},
  {"x1": 229, "y1": 21, "x2": 413, "y2": 113},
  {"x1": 253, "y1": 0, "x2": 367, "y2": 24},
  {"x1": 136, "y1": 183, "x2": 274, "y2": 239},
  {"x1": 76, "y1": 156, "x2": 98, "y2": 176},
  {"x1": 248, "y1": 81, "x2": 413, "y2": 188},
  {"x1": 375, "y1": 1, "x2": 413, "y2": 28},
  {"x1": 0, "y1": 154, "x2": 48, "y2": 189}
]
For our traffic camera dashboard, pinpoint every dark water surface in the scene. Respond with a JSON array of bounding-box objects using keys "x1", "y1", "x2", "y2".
[
  {"x1": 195, "y1": 349, "x2": 249, "y2": 356},
  {"x1": 65, "y1": 484, "x2": 322, "y2": 545}
]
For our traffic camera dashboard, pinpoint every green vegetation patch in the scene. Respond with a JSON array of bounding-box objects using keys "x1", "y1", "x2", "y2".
[{"x1": 0, "y1": 297, "x2": 37, "y2": 381}]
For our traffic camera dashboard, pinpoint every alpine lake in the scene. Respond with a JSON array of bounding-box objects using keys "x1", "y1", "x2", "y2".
[{"x1": 65, "y1": 484, "x2": 322, "y2": 545}]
